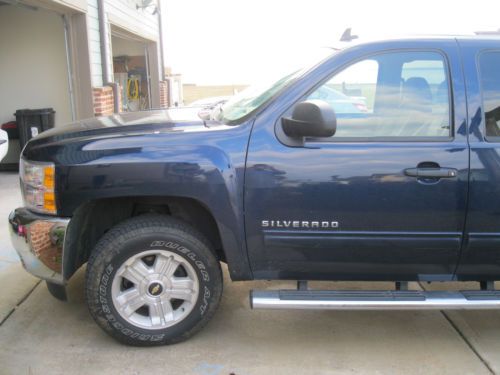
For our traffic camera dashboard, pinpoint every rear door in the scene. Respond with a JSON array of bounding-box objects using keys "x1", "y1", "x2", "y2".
[
  {"x1": 244, "y1": 40, "x2": 469, "y2": 281},
  {"x1": 455, "y1": 40, "x2": 500, "y2": 279}
]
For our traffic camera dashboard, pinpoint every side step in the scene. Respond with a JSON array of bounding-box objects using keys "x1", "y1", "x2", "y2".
[{"x1": 250, "y1": 290, "x2": 500, "y2": 310}]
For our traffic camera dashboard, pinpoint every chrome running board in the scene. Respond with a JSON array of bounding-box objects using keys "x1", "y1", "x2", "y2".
[{"x1": 250, "y1": 290, "x2": 500, "y2": 310}]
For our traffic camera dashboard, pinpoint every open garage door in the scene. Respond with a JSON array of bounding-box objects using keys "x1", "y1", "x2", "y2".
[{"x1": 111, "y1": 26, "x2": 159, "y2": 112}]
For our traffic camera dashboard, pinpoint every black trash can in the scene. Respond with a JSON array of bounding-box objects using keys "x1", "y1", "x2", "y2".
[{"x1": 15, "y1": 108, "x2": 55, "y2": 149}]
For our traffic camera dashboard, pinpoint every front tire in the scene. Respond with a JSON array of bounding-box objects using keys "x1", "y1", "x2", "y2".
[{"x1": 85, "y1": 214, "x2": 223, "y2": 346}]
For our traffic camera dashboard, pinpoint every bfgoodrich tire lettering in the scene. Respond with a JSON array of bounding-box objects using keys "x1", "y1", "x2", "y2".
[{"x1": 85, "y1": 214, "x2": 223, "y2": 346}]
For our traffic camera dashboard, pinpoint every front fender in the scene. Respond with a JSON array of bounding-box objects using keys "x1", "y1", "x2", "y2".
[{"x1": 45, "y1": 122, "x2": 253, "y2": 280}]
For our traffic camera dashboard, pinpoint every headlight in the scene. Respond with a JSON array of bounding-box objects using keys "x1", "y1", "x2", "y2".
[{"x1": 20, "y1": 159, "x2": 56, "y2": 214}]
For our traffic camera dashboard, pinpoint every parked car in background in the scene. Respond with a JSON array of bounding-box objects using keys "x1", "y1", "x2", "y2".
[
  {"x1": 190, "y1": 96, "x2": 232, "y2": 119},
  {"x1": 309, "y1": 86, "x2": 368, "y2": 113},
  {"x1": 0, "y1": 129, "x2": 8, "y2": 161},
  {"x1": 190, "y1": 96, "x2": 232, "y2": 108}
]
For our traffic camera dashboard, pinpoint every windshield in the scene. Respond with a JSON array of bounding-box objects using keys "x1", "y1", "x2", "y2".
[
  {"x1": 214, "y1": 48, "x2": 335, "y2": 124},
  {"x1": 214, "y1": 71, "x2": 300, "y2": 123}
]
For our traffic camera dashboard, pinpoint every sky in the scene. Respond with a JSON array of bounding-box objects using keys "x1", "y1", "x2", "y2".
[{"x1": 162, "y1": 0, "x2": 500, "y2": 85}]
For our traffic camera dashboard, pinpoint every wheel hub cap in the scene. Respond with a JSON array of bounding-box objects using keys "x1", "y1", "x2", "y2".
[{"x1": 111, "y1": 249, "x2": 200, "y2": 330}]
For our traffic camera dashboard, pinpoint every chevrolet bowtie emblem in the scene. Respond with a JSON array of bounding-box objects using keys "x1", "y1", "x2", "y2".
[{"x1": 148, "y1": 283, "x2": 163, "y2": 296}]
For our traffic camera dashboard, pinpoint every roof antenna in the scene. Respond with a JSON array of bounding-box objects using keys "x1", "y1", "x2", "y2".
[{"x1": 340, "y1": 28, "x2": 358, "y2": 42}]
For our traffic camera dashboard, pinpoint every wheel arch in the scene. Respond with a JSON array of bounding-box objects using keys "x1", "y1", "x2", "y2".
[{"x1": 62, "y1": 195, "x2": 252, "y2": 281}]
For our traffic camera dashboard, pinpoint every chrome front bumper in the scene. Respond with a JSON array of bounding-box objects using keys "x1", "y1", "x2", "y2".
[{"x1": 9, "y1": 208, "x2": 69, "y2": 285}]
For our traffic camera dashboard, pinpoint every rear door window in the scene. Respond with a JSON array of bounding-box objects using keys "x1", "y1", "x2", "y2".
[{"x1": 478, "y1": 51, "x2": 500, "y2": 138}]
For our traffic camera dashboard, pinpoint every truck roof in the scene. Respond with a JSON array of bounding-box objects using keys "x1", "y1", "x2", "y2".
[{"x1": 330, "y1": 34, "x2": 500, "y2": 51}]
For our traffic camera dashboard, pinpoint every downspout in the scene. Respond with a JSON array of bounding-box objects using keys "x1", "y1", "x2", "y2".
[
  {"x1": 97, "y1": 0, "x2": 110, "y2": 84},
  {"x1": 157, "y1": 0, "x2": 166, "y2": 81},
  {"x1": 144, "y1": 46, "x2": 152, "y2": 109},
  {"x1": 62, "y1": 14, "x2": 76, "y2": 121},
  {"x1": 97, "y1": 0, "x2": 120, "y2": 113}
]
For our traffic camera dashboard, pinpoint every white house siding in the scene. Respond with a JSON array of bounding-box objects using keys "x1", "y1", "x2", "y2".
[
  {"x1": 86, "y1": 0, "x2": 103, "y2": 87},
  {"x1": 106, "y1": 0, "x2": 159, "y2": 42},
  {"x1": 86, "y1": 0, "x2": 161, "y2": 87}
]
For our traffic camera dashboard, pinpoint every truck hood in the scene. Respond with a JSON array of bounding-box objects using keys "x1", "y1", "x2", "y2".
[
  {"x1": 22, "y1": 108, "x2": 243, "y2": 162},
  {"x1": 32, "y1": 108, "x2": 216, "y2": 143}
]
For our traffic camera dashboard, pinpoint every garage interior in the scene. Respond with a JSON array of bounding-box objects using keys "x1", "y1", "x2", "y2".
[
  {"x1": 0, "y1": 3, "x2": 73, "y2": 169},
  {"x1": 111, "y1": 28, "x2": 154, "y2": 112}
]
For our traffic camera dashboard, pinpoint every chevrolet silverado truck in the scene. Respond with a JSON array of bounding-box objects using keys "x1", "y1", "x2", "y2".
[{"x1": 9, "y1": 36, "x2": 500, "y2": 346}]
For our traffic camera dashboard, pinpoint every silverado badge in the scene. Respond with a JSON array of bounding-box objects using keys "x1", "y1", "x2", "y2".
[{"x1": 261, "y1": 220, "x2": 339, "y2": 229}]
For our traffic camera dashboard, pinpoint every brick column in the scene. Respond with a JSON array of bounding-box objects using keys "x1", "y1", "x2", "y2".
[
  {"x1": 159, "y1": 81, "x2": 169, "y2": 108},
  {"x1": 93, "y1": 86, "x2": 114, "y2": 117},
  {"x1": 115, "y1": 84, "x2": 123, "y2": 113}
]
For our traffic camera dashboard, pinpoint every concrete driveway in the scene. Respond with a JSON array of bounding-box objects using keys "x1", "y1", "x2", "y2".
[{"x1": 1, "y1": 171, "x2": 500, "y2": 375}]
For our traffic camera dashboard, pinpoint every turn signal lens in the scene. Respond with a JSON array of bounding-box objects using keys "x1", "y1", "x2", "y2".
[
  {"x1": 43, "y1": 166, "x2": 55, "y2": 189},
  {"x1": 43, "y1": 192, "x2": 56, "y2": 213}
]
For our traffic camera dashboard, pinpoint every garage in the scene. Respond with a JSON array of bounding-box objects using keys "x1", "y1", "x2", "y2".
[{"x1": 0, "y1": 3, "x2": 74, "y2": 168}]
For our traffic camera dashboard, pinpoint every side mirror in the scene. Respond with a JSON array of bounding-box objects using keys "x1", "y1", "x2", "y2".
[{"x1": 281, "y1": 100, "x2": 336, "y2": 138}]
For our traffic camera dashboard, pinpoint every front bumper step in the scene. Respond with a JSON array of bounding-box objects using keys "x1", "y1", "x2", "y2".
[
  {"x1": 9, "y1": 208, "x2": 69, "y2": 285},
  {"x1": 250, "y1": 289, "x2": 500, "y2": 310}
]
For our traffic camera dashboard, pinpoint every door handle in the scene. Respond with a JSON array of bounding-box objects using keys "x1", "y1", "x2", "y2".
[{"x1": 404, "y1": 167, "x2": 458, "y2": 178}]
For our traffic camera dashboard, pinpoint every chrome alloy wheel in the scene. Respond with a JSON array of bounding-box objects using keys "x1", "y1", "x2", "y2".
[{"x1": 111, "y1": 250, "x2": 199, "y2": 330}]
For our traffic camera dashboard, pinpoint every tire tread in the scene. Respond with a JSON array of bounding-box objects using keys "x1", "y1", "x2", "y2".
[{"x1": 85, "y1": 214, "x2": 222, "y2": 346}]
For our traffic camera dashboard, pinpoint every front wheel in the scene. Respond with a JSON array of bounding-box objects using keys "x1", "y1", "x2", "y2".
[{"x1": 85, "y1": 214, "x2": 223, "y2": 346}]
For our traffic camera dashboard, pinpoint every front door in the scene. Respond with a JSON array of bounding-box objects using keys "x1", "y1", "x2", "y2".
[{"x1": 244, "y1": 46, "x2": 469, "y2": 281}]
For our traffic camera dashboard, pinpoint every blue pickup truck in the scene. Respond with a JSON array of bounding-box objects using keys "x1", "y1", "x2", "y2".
[{"x1": 8, "y1": 36, "x2": 500, "y2": 346}]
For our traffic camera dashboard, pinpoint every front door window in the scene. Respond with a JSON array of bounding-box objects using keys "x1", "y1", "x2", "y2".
[{"x1": 307, "y1": 51, "x2": 451, "y2": 138}]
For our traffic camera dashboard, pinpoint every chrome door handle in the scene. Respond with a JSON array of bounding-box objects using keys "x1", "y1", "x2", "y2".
[{"x1": 404, "y1": 167, "x2": 457, "y2": 178}]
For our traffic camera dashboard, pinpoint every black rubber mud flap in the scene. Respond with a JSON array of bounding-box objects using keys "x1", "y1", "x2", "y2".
[{"x1": 46, "y1": 281, "x2": 67, "y2": 301}]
